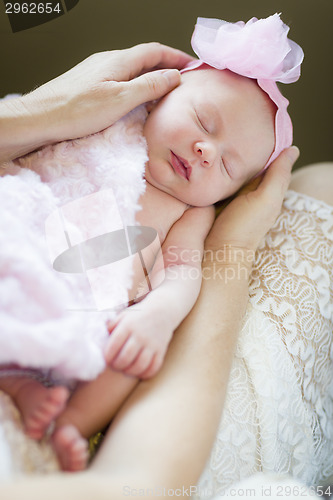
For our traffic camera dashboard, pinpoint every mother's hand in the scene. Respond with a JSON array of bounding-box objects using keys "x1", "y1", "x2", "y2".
[
  {"x1": 32, "y1": 42, "x2": 193, "y2": 141},
  {"x1": 1, "y1": 43, "x2": 193, "y2": 163},
  {"x1": 205, "y1": 146, "x2": 300, "y2": 257}
]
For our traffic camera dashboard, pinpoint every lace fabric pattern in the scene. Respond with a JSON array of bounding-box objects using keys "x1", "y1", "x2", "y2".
[{"x1": 197, "y1": 190, "x2": 333, "y2": 497}]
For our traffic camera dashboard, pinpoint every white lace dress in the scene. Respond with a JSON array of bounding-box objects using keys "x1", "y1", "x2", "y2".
[
  {"x1": 196, "y1": 189, "x2": 333, "y2": 497},
  {"x1": 0, "y1": 189, "x2": 332, "y2": 489}
]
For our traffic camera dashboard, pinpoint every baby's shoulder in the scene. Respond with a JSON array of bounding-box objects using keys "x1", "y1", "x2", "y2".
[
  {"x1": 171, "y1": 204, "x2": 215, "y2": 240},
  {"x1": 137, "y1": 184, "x2": 188, "y2": 241},
  {"x1": 181, "y1": 204, "x2": 215, "y2": 227}
]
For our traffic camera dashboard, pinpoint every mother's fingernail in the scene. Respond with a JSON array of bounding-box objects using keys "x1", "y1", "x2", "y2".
[{"x1": 287, "y1": 146, "x2": 300, "y2": 163}]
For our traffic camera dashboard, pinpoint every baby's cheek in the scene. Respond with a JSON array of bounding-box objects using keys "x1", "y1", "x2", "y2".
[{"x1": 168, "y1": 129, "x2": 182, "y2": 143}]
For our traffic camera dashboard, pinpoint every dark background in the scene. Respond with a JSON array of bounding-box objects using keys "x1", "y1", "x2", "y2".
[{"x1": 0, "y1": 0, "x2": 332, "y2": 168}]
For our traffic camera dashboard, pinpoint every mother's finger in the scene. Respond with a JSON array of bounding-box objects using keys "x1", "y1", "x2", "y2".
[
  {"x1": 255, "y1": 146, "x2": 300, "y2": 202},
  {"x1": 120, "y1": 69, "x2": 181, "y2": 111},
  {"x1": 122, "y1": 43, "x2": 194, "y2": 80}
]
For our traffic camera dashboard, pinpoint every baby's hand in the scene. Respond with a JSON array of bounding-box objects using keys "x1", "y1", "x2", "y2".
[{"x1": 104, "y1": 305, "x2": 174, "y2": 379}]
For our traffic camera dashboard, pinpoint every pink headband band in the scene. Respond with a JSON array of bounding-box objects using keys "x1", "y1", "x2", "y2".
[{"x1": 181, "y1": 14, "x2": 304, "y2": 169}]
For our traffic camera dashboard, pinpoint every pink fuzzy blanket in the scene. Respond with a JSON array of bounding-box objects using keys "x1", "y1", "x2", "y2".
[{"x1": 0, "y1": 104, "x2": 148, "y2": 381}]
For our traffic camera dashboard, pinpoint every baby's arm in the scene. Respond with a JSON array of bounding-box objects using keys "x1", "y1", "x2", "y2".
[{"x1": 105, "y1": 205, "x2": 215, "y2": 379}]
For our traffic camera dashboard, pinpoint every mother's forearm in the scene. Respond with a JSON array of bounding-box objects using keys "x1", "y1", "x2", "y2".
[
  {"x1": 90, "y1": 252, "x2": 252, "y2": 491},
  {"x1": 0, "y1": 254, "x2": 252, "y2": 500},
  {"x1": 165, "y1": 255, "x2": 252, "y2": 472}
]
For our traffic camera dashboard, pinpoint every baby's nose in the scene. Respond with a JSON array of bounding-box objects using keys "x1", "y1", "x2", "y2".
[{"x1": 195, "y1": 142, "x2": 215, "y2": 168}]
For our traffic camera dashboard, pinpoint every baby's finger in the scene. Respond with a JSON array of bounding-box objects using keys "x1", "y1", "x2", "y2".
[
  {"x1": 106, "y1": 315, "x2": 120, "y2": 332},
  {"x1": 140, "y1": 353, "x2": 164, "y2": 379},
  {"x1": 104, "y1": 326, "x2": 130, "y2": 364},
  {"x1": 123, "y1": 348, "x2": 153, "y2": 378},
  {"x1": 111, "y1": 337, "x2": 142, "y2": 372}
]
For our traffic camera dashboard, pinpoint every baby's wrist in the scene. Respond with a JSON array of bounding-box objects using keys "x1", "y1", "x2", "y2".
[{"x1": 137, "y1": 297, "x2": 178, "y2": 334}]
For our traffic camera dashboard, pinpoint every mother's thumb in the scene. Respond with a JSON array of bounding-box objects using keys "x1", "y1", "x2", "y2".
[
  {"x1": 126, "y1": 69, "x2": 181, "y2": 106},
  {"x1": 257, "y1": 146, "x2": 300, "y2": 203}
]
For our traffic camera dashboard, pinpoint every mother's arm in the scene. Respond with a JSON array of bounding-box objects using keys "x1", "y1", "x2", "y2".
[
  {"x1": 0, "y1": 147, "x2": 299, "y2": 500},
  {"x1": 91, "y1": 147, "x2": 299, "y2": 488},
  {"x1": 0, "y1": 43, "x2": 192, "y2": 164}
]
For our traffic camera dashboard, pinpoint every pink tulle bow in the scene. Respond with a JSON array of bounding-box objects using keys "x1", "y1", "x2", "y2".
[
  {"x1": 182, "y1": 14, "x2": 304, "y2": 169},
  {"x1": 191, "y1": 13, "x2": 304, "y2": 84}
]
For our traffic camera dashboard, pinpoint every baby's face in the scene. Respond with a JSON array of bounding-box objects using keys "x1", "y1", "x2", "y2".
[{"x1": 144, "y1": 68, "x2": 275, "y2": 206}]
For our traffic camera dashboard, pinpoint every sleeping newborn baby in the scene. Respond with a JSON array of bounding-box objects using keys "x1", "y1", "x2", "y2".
[{"x1": 0, "y1": 14, "x2": 303, "y2": 470}]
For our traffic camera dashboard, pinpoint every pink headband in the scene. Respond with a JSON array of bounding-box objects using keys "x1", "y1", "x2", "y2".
[{"x1": 181, "y1": 14, "x2": 304, "y2": 169}]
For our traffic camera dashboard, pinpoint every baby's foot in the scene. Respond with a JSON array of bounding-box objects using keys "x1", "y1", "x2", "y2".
[
  {"x1": 14, "y1": 381, "x2": 70, "y2": 440},
  {"x1": 51, "y1": 424, "x2": 89, "y2": 471}
]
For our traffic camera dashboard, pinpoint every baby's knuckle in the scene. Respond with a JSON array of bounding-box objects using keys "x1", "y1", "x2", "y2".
[
  {"x1": 150, "y1": 361, "x2": 161, "y2": 378},
  {"x1": 137, "y1": 357, "x2": 148, "y2": 371},
  {"x1": 130, "y1": 330, "x2": 143, "y2": 344},
  {"x1": 112, "y1": 359, "x2": 123, "y2": 371},
  {"x1": 141, "y1": 368, "x2": 154, "y2": 380}
]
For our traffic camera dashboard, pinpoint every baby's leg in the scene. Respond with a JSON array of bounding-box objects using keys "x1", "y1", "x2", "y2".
[
  {"x1": 290, "y1": 162, "x2": 333, "y2": 206},
  {"x1": 51, "y1": 367, "x2": 138, "y2": 471},
  {"x1": 0, "y1": 374, "x2": 69, "y2": 440}
]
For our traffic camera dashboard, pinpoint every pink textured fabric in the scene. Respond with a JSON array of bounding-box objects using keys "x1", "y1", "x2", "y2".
[
  {"x1": 0, "y1": 105, "x2": 147, "y2": 381},
  {"x1": 182, "y1": 14, "x2": 304, "y2": 169}
]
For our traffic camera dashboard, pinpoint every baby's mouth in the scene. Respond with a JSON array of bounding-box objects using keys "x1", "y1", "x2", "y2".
[{"x1": 170, "y1": 152, "x2": 192, "y2": 180}]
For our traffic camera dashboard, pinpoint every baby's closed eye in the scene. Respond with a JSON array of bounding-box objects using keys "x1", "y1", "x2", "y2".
[{"x1": 195, "y1": 109, "x2": 210, "y2": 134}]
